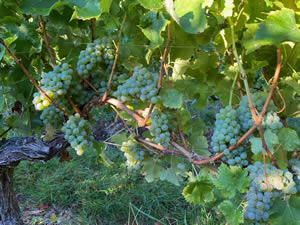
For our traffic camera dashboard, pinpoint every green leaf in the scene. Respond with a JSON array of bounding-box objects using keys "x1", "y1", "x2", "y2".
[
  {"x1": 278, "y1": 128, "x2": 300, "y2": 151},
  {"x1": 244, "y1": 8, "x2": 300, "y2": 53},
  {"x1": 219, "y1": 200, "x2": 244, "y2": 225},
  {"x1": 111, "y1": 132, "x2": 128, "y2": 146},
  {"x1": 142, "y1": 159, "x2": 164, "y2": 182},
  {"x1": 249, "y1": 129, "x2": 279, "y2": 155},
  {"x1": 187, "y1": 134, "x2": 211, "y2": 156},
  {"x1": 160, "y1": 166, "x2": 183, "y2": 186},
  {"x1": 138, "y1": 11, "x2": 169, "y2": 49},
  {"x1": 100, "y1": 0, "x2": 112, "y2": 14},
  {"x1": 91, "y1": 141, "x2": 114, "y2": 167},
  {"x1": 212, "y1": 164, "x2": 250, "y2": 198},
  {"x1": 167, "y1": 0, "x2": 208, "y2": 34},
  {"x1": 71, "y1": 0, "x2": 102, "y2": 20},
  {"x1": 182, "y1": 176, "x2": 214, "y2": 204},
  {"x1": 161, "y1": 89, "x2": 183, "y2": 109},
  {"x1": 269, "y1": 196, "x2": 300, "y2": 225},
  {"x1": 138, "y1": 0, "x2": 163, "y2": 9},
  {"x1": 273, "y1": 146, "x2": 288, "y2": 170}
]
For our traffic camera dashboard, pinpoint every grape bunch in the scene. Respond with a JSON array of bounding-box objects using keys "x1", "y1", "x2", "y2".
[
  {"x1": 244, "y1": 181, "x2": 279, "y2": 222},
  {"x1": 77, "y1": 37, "x2": 115, "y2": 78},
  {"x1": 120, "y1": 139, "x2": 145, "y2": 171},
  {"x1": 237, "y1": 92, "x2": 277, "y2": 132},
  {"x1": 253, "y1": 69, "x2": 267, "y2": 91},
  {"x1": 61, "y1": 113, "x2": 92, "y2": 155},
  {"x1": 211, "y1": 106, "x2": 248, "y2": 167},
  {"x1": 244, "y1": 162, "x2": 295, "y2": 222},
  {"x1": 289, "y1": 159, "x2": 300, "y2": 193},
  {"x1": 113, "y1": 66, "x2": 159, "y2": 103},
  {"x1": 40, "y1": 97, "x2": 70, "y2": 127},
  {"x1": 248, "y1": 162, "x2": 297, "y2": 194},
  {"x1": 149, "y1": 109, "x2": 170, "y2": 147},
  {"x1": 32, "y1": 63, "x2": 73, "y2": 110},
  {"x1": 262, "y1": 111, "x2": 283, "y2": 133},
  {"x1": 237, "y1": 93, "x2": 266, "y2": 132}
]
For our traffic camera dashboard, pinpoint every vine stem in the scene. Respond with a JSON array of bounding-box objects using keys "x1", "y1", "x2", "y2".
[
  {"x1": 66, "y1": 94, "x2": 81, "y2": 115},
  {"x1": 229, "y1": 18, "x2": 257, "y2": 122},
  {"x1": 110, "y1": 105, "x2": 135, "y2": 136},
  {"x1": 135, "y1": 137, "x2": 179, "y2": 155},
  {"x1": 101, "y1": 13, "x2": 127, "y2": 102},
  {"x1": 73, "y1": 69, "x2": 100, "y2": 96},
  {"x1": 0, "y1": 127, "x2": 12, "y2": 138},
  {"x1": 105, "y1": 98, "x2": 145, "y2": 126},
  {"x1": 91, "y1": 19, "x2": 96, "y2": 42},
  {"x1": 175, "y1": 112, "x2": 190, "y2": 151},
  {"x1": 141, "y1": 23, "x2": 171, "y2": 127},
  {"x1": 157, "y1": 23, "x2": 171, "y2": 92},
  {"x1": 229, "y1": 72, "x2": 239, "y2": 106},
  {"x1": 38, "y1": 14, "x2": 56, "y2": 67},
  {"x1": 0, "y1": 38, "x2": 70, "y2": 117}
]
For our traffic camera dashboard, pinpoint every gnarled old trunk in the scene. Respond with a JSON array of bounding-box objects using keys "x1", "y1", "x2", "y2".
[
  {"x1": 0, "y1": 167, "x2": 23, "y2": 225},
  {"x1": 0, "y1": 135, "x2": 68, "y2": 225}
]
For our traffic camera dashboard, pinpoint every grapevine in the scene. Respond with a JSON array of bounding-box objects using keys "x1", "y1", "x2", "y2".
[{"x1": 0, "y1": 2, "x2": 299, "y2": 225}]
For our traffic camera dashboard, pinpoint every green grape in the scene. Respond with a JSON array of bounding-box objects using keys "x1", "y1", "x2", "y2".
[
  {"x1": 120, "y1": 139, "x2": 145, "y2": 171},
  {"x1": 211, "y1": 105, "x2": 248, "y2": 167},
  {"x1": 113, "y1": 66, "x2": 159, "y2": 103},
  {"x1": 61, "y1": 113, "x2": 92, "y2": 155},
  {"x1": 149, "y1": 109, "x2": 170, "y2": 147}
]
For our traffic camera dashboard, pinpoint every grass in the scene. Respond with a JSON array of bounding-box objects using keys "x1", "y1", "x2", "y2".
[{"x1": 14, "y1": 146, "x2": 223, "y2": 225}]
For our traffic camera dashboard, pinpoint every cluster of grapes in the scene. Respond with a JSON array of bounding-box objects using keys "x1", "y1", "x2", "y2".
[
  {"x1": 244, "y1": 161, "x2": 298, "y2": 222},
  {"x1": 262, "y1": 111, "x2": 283, "y2": 132},
  {"x1": 289, "y1": 159, "x2": 300, "y2": 193},
  {"x1": 40, "y1": 97, "x2": 70, "y2": 127},
  {"x1": 248, "y1": 162, "x2": 297, "y2": 194},
  {"x1": 77, "y1": 37, "x2": 115, "y2": 78},
  {"x1": 61, "y1": 113, "x2": 92, "y2": 155},
  {"x1": 237, "y1": 93, "x2": 266, "y2": 132},
  {"x1": 32, "y1": 63, "x2": 73, "y2": 110},
  {"x1": 120, "y1": 139, "x2": 145, "y2": 171},
  {"x1": 149, "y1": 110, "x2": 170, "y2": 147},
  {"x1": 211, "y1": 106, "x2": 248, "y2": 166},
  {"x1": 253, "y1": 70, "x2": 267, "y2": 91},
  {"x1": 244, "y1": 181, "x2": 279, "y2": 222},
  {"x1": 113, "y1": 66, "x2": 159, "y2": 103}
]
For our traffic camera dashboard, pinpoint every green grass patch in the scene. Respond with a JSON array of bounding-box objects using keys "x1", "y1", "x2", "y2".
[{"x1": 14, "y1": 147, "x2": 222, "y2": 224}]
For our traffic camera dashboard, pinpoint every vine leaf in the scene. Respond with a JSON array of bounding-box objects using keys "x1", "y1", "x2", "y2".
[
  {"x1": 282, "y1": 79, "x2": 300, "y2": 96},
  {"x1": 212, "y1": 164, "x2": 250, "y2": 198},
  {"x1": 269, "y1": 196, "x2": 300, "y2": 225},
  {"x1": 249, "y1": 129, "x2": 279, "y2": 155},
  {"x1": 243, "y1": 8, "x2": 300, "y2": 53},
  {"x1": 90, "y1": 141, "x2": 114, "y2": 167},
  {"x1": 161, "y1": 89, "x2": 183, "y2": 109},
  {"x1": 71, "y1": 0, "x2": 103, "y2": 20},
  {"x1": 218, "y1": 200, "x2": 244, "y2": 225},
  {"x1": 160, "y1": 166, "x2": 183, "y2": 186},
  {"x1": 142, "y1": 159, "x2": 164, "y2": 182},
  {"x1": 182, "y1": 176, "x2": 214, "y2": 204},
  {"x1": 278, "y1": 128, "x2": 300, "y2": 152},
  {"x1": 166, "y1": 0, "x2": 208, "y2": 34},
  {"x1": 111, "y1": 133, "x2": 128, "y2": 146},
  {"x1": 138, "y1": 11, "x2": 169, "y2": 49},
  {"x1": 187, "y1": 134, "x2": 210, "y2": 156},
  {"x1": 138, "y1": 0, "x2": 163, "y2": 9},
  {"x1": 0, "y1": 32, "x2": 17, "y2": 61}
]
